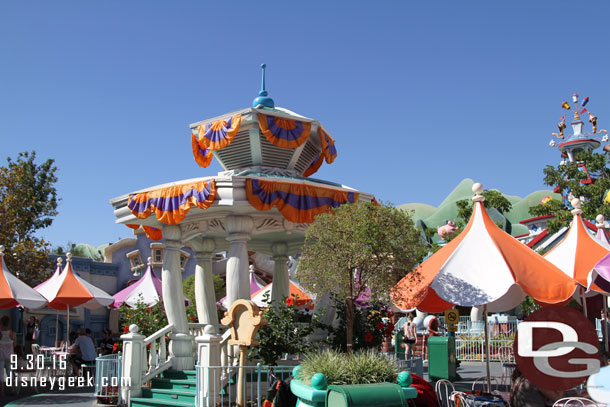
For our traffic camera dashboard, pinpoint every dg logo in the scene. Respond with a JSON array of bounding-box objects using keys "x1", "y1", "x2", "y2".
[{"x1": 514, "y1": 306, "x2": 600, "y2": 391}]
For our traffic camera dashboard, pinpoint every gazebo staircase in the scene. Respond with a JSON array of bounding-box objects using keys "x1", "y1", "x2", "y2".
[{"x1": 130, "y1": 370, "x2": 197, "y2": 407}]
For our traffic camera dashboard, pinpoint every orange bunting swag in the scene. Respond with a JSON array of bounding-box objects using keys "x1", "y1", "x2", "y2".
[
  {"x1": 258, "y1": 114, "x2": 311, "y2": 149},
  {"x1": 191, "y1": 134, "x2": 213, "y2": 168},
  {"x1": 302, "y1": 154, "x2": 324, "y2": 177},
  {"x1": 127, "y1": 180, "x2": 217, "y2": 225},
  {"x1": 318, "y1": 126, "x2": 337, "y2": 163},
  {"x1": 125, "y1": 224, "x2": 163, "y2": 241},
  {"x1": 195, "y1": 114, "x2": 242, "y2": 151},
  {"x1": 245, "y1": 178, "x2": 358, "y2": 224}
]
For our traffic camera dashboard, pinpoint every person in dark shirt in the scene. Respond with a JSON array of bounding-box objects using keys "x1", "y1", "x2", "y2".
[{"x1": 99, "y1": 329, "x2": 115, "y2": 355}]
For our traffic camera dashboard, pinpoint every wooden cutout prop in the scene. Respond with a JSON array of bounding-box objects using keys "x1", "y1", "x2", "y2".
[{"x1": 221, "y1": 299, "x2": 267, "y2": 407}]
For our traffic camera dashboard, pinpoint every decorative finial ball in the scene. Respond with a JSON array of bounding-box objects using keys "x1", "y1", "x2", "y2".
[
  {"x1": 311, "y1": 373, "x2": 328, "y2": 390},
  {"x1": 203, "y1": 325, "x2": 216, "y2": 335},
  {"x1": 261, "y1": 63, "x2": 266, "y2": 69},
  {"x1": 549, "y1": 140, "x2": 557, "y2": 147},
  {"x1": 0, "y1": 245, "x2": 4, "y2": 255},
  {"x1": 397, "y1": 371, "x2": 413, "y2": 387},
  {"x1": 66, "y1": 252, "x2": 72, "y2": 261},
  {"x1": 129, "y1": 324, "x2": 139, "y2": 334},
  {"x1": 597, "y1": 214, "x2": 606, "y2": 223},
  {"x1": 57, "y1": 257, "x2": 63, "y2": 265},
  {"x1": 147, "y1": 257, "x2": 152, "y2": 265},
  {"x1": 571, "y1": 198, "x2": 582, "y2": 209},
  {"x1": 472, "y1": 182, "x2": 484, "y2": 195}
]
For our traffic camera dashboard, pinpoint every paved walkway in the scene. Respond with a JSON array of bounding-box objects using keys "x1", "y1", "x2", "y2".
[{"x1": 1, "y1": 387, "x2": 96, "y2": 407}]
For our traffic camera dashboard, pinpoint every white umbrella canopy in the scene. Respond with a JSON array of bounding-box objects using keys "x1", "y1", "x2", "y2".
[{"x1": 0, "y1": 245, "x2": 47, "y2": 309}]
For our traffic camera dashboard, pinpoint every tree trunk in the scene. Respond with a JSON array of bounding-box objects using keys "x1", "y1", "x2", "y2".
[{"x1": 346, "y1": 297, "x2": 354, "y2": 352}]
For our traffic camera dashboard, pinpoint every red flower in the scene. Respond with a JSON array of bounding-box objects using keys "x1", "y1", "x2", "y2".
[
  {"x1": 113, "y1": 343, "x2": 118, "y2": 351},
  {"x1": 387, "y1": 323, "x2": 395, "y2": 331},
  {"x1": 385, "y1": 328, "x2": 393, "y2": 337},
  {"x1": 123, "y1": 325, "x2": 129, "y2": 333},
  {"x1": 285, "y1": 297, "x2": 294, "y2": 307},
  {"x1": 364, "y1": 333, "x2": 373, "y2": 343},
  {"x1": 189, "y1": 315, "x2": 195, "y2": 322},
  {"x1": 146, "y1": 343, "x2": 151, "y2": 349},
  {"x1": 145, "y1": 307, "x2": 151, "y2": 313},
  {"x1": 376, "y1": 321, "x2": 385, "y2": 330},
  {"x1": 387, "y1": 312, "x2": 392, "y2": 319}
]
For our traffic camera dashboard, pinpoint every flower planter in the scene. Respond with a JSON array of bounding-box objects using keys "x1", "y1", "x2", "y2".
[{"x1": 290, "y1": 366, "x2": 418, "y2": 407}]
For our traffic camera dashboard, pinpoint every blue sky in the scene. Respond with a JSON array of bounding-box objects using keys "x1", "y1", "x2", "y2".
[{"x1": 2, "y1": 1, "x2": 610, "y2": 247}]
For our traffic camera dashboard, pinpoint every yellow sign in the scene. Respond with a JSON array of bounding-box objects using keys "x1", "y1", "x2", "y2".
[
  {"x1": 445, "y1": 309, "x2": 459, "y2": 325},
  {"x1": 447, "y1": 325, "x2": 458, "y2": 333}
]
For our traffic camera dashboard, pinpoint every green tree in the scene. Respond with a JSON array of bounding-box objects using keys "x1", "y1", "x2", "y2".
[
  {"x1": 297, "y1": 201, "x2": 426, "y2": 351},
  {"x1": 0, "y1": 151, "x2": 59, "y2": 285},
  {"x1": 529, "y1": 150, "x2": 610, "y2": 234},
  {"x1": 454, "y1": 189, "x2": 512, "y2": 227}
]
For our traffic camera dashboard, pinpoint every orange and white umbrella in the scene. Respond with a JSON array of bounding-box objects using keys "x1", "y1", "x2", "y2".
[
  {"x1": 0, "y1": 246, "x2": 47, "y2": 309},
  {"x1": 36, "y1": 253, "x2": 113, "y2": 341},
  {"x1": 251, "y1": 280, "x2": 313, "y2": 309},
  {"x1": 543, "y1": 198, "x2": 610, "y2": 297},
  {"x1": 392, "y1": 183, "x2": 579, "y2": 313},
  {"x1": 36, "y1": 253, "x2": 113, "y2": 310}
]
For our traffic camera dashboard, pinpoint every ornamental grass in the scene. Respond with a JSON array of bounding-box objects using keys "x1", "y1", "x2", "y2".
[{"x1": 299, "y1": 349, "x2": 398, "y2": 385}]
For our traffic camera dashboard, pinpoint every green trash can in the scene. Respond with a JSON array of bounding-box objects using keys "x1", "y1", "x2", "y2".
[
  {"x1": 326, "y1": 383, "x2": 411, "y2": 407},
  {"x1": 394, "y1": 331, "x2": 405, "y2": 360},
  {"x1": 428, "y1": 336, "x2": 457, "y2": 381}
]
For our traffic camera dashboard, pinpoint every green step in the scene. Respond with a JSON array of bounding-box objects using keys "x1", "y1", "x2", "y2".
[
  {"x1": 142, "y1": 388, "x2": 196, "y2": 403},
  {"x1": 162, "y1": 370, "x2": 197, "y2": 381},
  {"x1": 150, "y1": 377, "x2": 196, "y2": 391},
  {"x1": 130, "y1": 397, "x2": 194, "y2": 407}
]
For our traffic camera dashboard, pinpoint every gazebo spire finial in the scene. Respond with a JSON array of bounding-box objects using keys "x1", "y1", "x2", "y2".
[
  {"x1": 57, "y1": 256, "x2": 63, "y2": 267},
  {"x1": 0, "y1": 245, "x2": 4, "y2": 257},
  {"x1": 66, "y1": 252, "x2": 72, "y2": 263},
  {"x1": 571, "y1": 198, "x2": 583, "y2": 216},
  {"x1": 252, "y1": 63, "x2": 275, "y2": 108}
]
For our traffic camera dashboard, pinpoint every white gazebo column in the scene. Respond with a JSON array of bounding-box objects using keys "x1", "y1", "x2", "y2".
[
  {"x1": 162, "y1": 225, "x2": 193, "y2": 370},
  {"x1": 225, "y1": 216, "x2": 253, "y2": 307},
  {"x1": 271, "y1": 242, "x2": 290, "y2": 303},
  {"x1": 191, "y1": 237, "x2": 219, "y2": 328}
]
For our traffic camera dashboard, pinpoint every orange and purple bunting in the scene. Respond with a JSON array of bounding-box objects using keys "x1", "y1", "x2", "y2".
[
  {"x1": 318, "y1": 127, "x2": 337, "y2": 163},
  {"x1": 191, "y1": 134, "x2": 213, "y2": 168},
  {"x1": 127, "y1": 180, "x2": 217, "y2": 225},
  {"x1": 245, "y1": 178, "x2": 358, "y2": 224},
  {"x1": 125, "y1": 224, "x2": 163, "y2": 241},
  {"x1": 258, "y1": 114, "x2": 312, "y2": 149},
  {"x1": 303, "y1": 154, "x2": 324, "y2": 177},
  {"x1": 195, "y1": 114, "x2": 242, "y2": 151}
]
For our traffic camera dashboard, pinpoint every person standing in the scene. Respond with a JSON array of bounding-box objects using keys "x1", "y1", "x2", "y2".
[
  {"x1": 427, "y1": 314, "x2": 440, "y2": 337},
  {"x1": 402, "y1": 313, "x2": 417, "y2": 359},
  {"x1": 24, "y1": 316, "x2": 36, "y2": 354},
  {"x1": 0, "y1": 316, "x2": 16, "y2": 397}
]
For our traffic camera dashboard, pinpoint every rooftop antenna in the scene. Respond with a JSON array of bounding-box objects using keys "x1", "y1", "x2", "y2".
[{"x1": 252, "y1": 63, "x2": 275, "y2": 108}]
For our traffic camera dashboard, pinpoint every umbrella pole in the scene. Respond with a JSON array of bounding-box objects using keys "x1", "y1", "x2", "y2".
[
  {"x1": 55, "y1": 310, "x2": 58, "y2": 346},
  {"x1": 66, "y1": 305, "x2": 70, "y2": 348},
  {"x1": 581, "y1": 287, "x2": 588, "y2": 318},
  {"x1": 602, "y1": 295, "x2": 610, "y2": 352},
  {"x1": 483, "y1": 304, "x2": 491, "y2": 393}
]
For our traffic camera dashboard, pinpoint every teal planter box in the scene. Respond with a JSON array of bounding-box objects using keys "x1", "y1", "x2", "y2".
[{"x1": 290, "y1": 367, "x2": 417, "y2": 407}]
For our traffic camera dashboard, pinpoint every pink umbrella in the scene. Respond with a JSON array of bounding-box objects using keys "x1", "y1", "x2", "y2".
[{"x1": 218, "y1": 268, "x2": 266, "y2": 308}]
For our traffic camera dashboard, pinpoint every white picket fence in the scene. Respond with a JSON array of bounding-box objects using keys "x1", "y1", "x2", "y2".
[{"x1": 455, "y1": 338, "x2": 514, "y2": 362}]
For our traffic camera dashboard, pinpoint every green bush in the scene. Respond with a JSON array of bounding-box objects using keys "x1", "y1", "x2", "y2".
[{"x1": 298, "y1": 349, "x2": 398, "y2": 385}]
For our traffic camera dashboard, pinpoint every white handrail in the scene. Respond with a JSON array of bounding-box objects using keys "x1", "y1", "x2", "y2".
[{"x1": 142, "y1": 324, "x2": 175, "y2": 383}]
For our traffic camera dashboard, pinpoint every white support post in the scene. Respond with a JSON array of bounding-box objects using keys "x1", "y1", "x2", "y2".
[
  {"x1": 192, "y1": 237, "x2": 220, "y2": 328},
  {"x1": 162, "y1": 225, "x2": 194, "y2": 370},
  {"x1": 196, "y1": 325, "x2": 222, "y2": 407},
  {"x1": 120, "y1": 324, "x2": 145, "y2": 401},
  {"x1": 225, "y1": 216, "x2": 253, "y2": 307},
  {"x1": 270, "y1": 242, "x2": 289, "y2": 304}
]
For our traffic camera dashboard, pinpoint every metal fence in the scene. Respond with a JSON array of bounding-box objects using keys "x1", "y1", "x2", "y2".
[
  {"x1": 455, "y1": 338, "x2": 514, "y2": 362},
  {"x1": 95, "y1": 353, "x2": 122, "y2": 406},
  {"x1": 195, "y1": 364, "x2": 294, "y2": 407}
]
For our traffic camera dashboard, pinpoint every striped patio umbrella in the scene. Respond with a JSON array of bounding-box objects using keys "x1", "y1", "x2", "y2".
[
  {"x1": 391, "y1": 183, "x2": 578, "y2": 392},
  {"x1": 543, "y1": 199, "x2": 610, "y2": 315},
  {"x1": 0, "y1": 245, "x2": 47, "y2": 309},
  {"x1": 36, "y1": 253, "x2": 113, "y2": 341},
  {"x1": 392, "y1": 184, "x2": 578, "y2": 314},
  {"x1": 34, "y1": 257, "x2": 65, "y2": 343}
]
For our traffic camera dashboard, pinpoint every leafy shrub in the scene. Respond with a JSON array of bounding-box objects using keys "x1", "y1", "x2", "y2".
[{"x1": 298, "y1": 349, "x2": 398, "y2": 385}]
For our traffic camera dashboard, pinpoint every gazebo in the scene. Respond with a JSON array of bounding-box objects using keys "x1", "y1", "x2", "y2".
[{"x1": 110, "y1": 65, "x2": 375, "y2": 369}]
